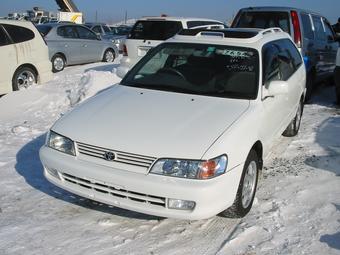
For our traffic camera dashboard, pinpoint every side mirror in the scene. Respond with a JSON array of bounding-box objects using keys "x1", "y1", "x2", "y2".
[
  {"x1": 96, "y1": 34, "x2": 101, "y2": 40},
  {"x1": 263, "y1": 80, "x2": 289, "y2": 98}
]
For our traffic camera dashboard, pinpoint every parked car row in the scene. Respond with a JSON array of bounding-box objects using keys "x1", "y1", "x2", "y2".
[{"x1": 2, "y1": 5, "x2": 339, "y2": 220}]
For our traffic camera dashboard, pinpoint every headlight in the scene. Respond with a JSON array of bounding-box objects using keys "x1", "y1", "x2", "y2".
[
  {"x1": 150, "y1": 155, "x2": 227, "y2": 179},
  {"x1": 48, "y1": 131, "x2": 75, "y2": 156},
  {"x1": 112, "y1": 39, "x2": 116, "y2": 43}
]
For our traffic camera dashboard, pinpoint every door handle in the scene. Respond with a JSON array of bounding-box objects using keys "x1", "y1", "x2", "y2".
[
  {"x1": 64, "y1": 44, "x2": 68, "y2": 48},
  {"x1": 83, "y1": 44, "x2": 88, "y2": 48}
]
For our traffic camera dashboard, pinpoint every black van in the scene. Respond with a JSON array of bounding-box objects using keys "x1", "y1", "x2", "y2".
[{"x1": 232, "y1": 6, "x2": 338, "y2": 100}]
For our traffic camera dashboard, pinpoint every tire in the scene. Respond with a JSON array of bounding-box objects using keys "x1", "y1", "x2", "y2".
[
  {"x1": 52, "y1": 54, "x2": 66, "y2": 73},
  {"x1": 220, "y1": 150, "x2": 259, "y2": 218},
  {"x1": 103, "y1": 49, "x2": 115, "y2": 63},
  {"x1": 282, "y1": 100, "x2": 303, "y2": 137},
  {"x1": 12, "y1": 66, "x2": 37, "y2": 91}
]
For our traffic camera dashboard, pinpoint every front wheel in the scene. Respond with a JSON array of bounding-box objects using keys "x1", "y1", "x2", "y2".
[
  {"x1": 12, "y1": 67, "x2": 37, "y2": 91},
  {"x1": 103, "y1": 49, "x2": 115, "y2": 63},
  {"x1": 282, "y1": 100, "x2": 303, "y2": 137},
  {"x1": 220, "y1": 150, "x2": 259, "y2": 218}
]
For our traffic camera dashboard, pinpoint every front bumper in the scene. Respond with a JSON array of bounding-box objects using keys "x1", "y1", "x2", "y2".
[{"x1": 39, "y1": 146, "x2": 243, "y2": 220}]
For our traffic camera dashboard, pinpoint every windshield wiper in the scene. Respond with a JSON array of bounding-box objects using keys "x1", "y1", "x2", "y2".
[{"x1": 126, "y1": 82, "x2": 197, "y2": 94}]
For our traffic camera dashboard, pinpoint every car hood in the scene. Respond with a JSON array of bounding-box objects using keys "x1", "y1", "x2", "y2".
[{"x1": 52, "y1": 85, "x2": 249, "y2": 159}]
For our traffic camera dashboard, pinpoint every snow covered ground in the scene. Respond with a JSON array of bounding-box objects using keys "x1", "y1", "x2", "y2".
[{"x1": 0, "y1": 60, "x2": 339, "y2": 255}]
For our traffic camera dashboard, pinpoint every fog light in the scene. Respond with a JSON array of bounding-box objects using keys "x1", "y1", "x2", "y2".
[
  {"x1": 168, "y1": 199, "x2": 196, "y2": 210},
  {"x1": 45, "y1": 167, "x2": 60, "y2": 180}
]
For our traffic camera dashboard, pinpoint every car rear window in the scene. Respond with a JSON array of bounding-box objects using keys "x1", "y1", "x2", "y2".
[
  {"x1": 129, "y1": 20, "x2": 183, "y2": 40},
  {"x1": 234, "y1": 11, "x2": 291, "y2": 34},
  {"x1": 37, "y1": 25, "x2": 53, "y2": 37},
  {"x1": 3, "y1": 24, "x2": 35, "y2": 43}
]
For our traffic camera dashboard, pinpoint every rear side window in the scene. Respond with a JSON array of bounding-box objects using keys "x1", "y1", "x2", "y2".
[
  {"x1": 0, "y1": 26, "x2": 10, "y2": 46},
  {"x1": 300, "y1": 13, "x2": 314, "y2": 39},
  {"x1": 312, "y1": 16, "x2": 326, "y2": 41},
  {"x1": 129, "y1": 21, "x2": 182, "y2": 40},
  {"x1": 57, "y1": 26, "x2": 78, "y2": 38},
  {"x1": 75, "y1": 26, "x2": 97, "y2": 40},
  {"x1": 3, "y1": 24, "x2": 35, "y2": 43},
  {"x1": 234, "y1": 11, "x2": 291, "y2": 33},
  {"x1": 36, "y1": 25, "x2": 53, "y2": 37},
  {"x1": 92, "y1": 26, "x2": 102, "y2": 34}
]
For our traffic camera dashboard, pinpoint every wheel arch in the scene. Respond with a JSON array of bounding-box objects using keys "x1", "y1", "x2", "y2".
[
  {"x1": 13, "y1": 63, "x2": 39, "y2": 81},
  {"x1": 52, "y1": 52, "x2": 67, "y2": 64},
  {"x1": 251, "y1": 141, "x2": 263, "y2": 170}
]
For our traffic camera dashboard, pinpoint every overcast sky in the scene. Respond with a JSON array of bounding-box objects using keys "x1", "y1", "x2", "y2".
[{"x1": 1, "y1": 0, "x2": 340, "y2": 24}]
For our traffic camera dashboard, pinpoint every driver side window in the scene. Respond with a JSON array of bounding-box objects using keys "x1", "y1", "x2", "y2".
[{"x1": 262, "y1": 43, "x2": 281, "y2": 86}]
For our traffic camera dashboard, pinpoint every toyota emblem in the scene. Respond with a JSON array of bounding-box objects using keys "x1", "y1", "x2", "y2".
[{"x1": 104, "y1": 151, "x2": 115, "y2": 161}]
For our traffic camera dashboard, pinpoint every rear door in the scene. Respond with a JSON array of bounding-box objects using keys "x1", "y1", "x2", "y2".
[
  {"x1": 56, "y1": 26, "x2": 82, "y2": 64},
  {"x1": 126, "y1": 20, "x2": 182, "y2": 63},
  {"x1": 75, "y1": 26, "x2": 103, "y2": 62},
  {"x1": 0, "y1": 25, "x2": 16, "y2": 93}
]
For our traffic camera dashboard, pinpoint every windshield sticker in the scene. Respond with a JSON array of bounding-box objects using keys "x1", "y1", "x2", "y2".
[
  {"x1": 216, "y1": 49, "x2": 253, "y2": 58},
  {"x1": 207, "y1": 47, "x2": 216, "y2": 52}
]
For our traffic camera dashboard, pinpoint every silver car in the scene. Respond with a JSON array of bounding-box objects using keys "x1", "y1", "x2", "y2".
[
  {"x1": 37, "y1": 23, "x2": 119, "y2": 72},
  {"x1": 85, "y1": 23, "x2": 126, "y2": 53}
]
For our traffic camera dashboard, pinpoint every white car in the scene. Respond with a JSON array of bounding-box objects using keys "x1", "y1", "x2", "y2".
[
  {"x1": 116, "y1": 16, "x2": 225, "y2": 78},
  {"x1": 0, "y1": 20, "x2": 52, "y2": 94},
  {"x1": 40, "y1": 28, "x2": 306, "y2": 220}
]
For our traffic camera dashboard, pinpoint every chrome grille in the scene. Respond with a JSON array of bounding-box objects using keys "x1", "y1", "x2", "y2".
[
  {"x1": 61, "y1": 173, "x2": 166, "y2": 207},
  {"x1": 76, "y1": 142, "x2": 157, "y2": 169}
]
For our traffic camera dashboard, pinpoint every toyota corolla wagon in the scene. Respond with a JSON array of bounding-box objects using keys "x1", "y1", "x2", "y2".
[{"x1": 40, "y1": 28, "x2": 306, "y2": 220}]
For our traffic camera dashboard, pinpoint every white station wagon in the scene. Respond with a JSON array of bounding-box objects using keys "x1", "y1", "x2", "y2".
[{"x1": 40, "y1": 28, "x2": 306, "y2": 220}]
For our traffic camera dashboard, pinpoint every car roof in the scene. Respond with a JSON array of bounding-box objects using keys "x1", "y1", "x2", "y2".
[
  {"x1": 169, "y1": 27, "x2": 293, "y2": 50},
  {"x1": 85, "y1": 23, "x2": 107, "y2": 26},
  {"x1": 137, "y1": 16, "x2": 223, "y2": 23},
  {"x1": 0, "y1": 19, "x2": 35, "y2": 27},
  {"x1": 238, "y1": 6, "x2": 323, "y2": 17}
]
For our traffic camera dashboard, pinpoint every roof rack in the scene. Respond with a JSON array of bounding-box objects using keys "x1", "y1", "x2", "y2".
[
  {"x1": 259, "y1": 27, "x2": 284, "y2": 36},
  {"x1": 177, "y1": 27, "x2": 286, "y2": 41}
]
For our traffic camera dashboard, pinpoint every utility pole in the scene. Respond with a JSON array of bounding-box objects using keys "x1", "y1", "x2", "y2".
[
  {"x1": 124, "y1": 10, "x2": 127, "y2": 24},
  {"x1": 95, "y1": 10, "x2": 98, "y2": 22}
]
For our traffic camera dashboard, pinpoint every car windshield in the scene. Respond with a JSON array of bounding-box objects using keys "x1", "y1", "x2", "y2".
[
  {"x1": 235, "y1": 11, "x2": 291, "y2": 34},
  {"x1": 121, "y1": 43, "x2": 259, "y2": 99},
  {"x1": 36, "y1": 25, "x2": 52, "y2": 36},
  {"x1": 129, "y1": 21, "x2": 182, "y2": 40}
]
